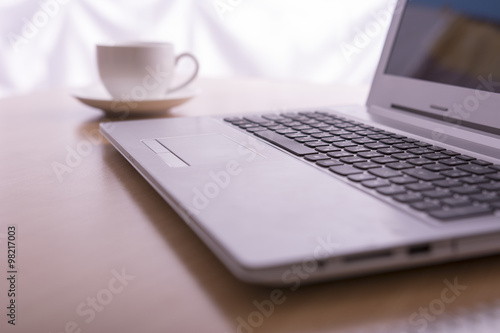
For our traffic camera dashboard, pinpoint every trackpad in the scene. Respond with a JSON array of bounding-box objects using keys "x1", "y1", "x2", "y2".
[{"x1": 156, "y1": 133, "x2": 265, "y2": 166}]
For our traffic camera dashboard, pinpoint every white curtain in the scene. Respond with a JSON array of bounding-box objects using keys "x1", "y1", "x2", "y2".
[{"x1": 0, "y1": 0, "x2": 393, "y2": 98}]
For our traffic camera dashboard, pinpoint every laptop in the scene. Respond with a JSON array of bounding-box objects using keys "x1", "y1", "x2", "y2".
[{"x1": 100, "y1": 0, "x2": 500, "y2": 285}]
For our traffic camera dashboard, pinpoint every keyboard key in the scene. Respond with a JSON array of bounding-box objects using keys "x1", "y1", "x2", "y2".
[
  {"x1": 365, "y1": 142, "x2": 389, "y2": 150},
  {"x1": 372, "y1": 157, "x2": 399, "y2": 165},
  {"x1": 423, "y1": 164, "x2": 452, "y2": 172},
  {"x1": 479, "y1": 183, "x2": 500, "y2": 191},
  {"x1": 305, "y1": 141, "x2": 328, "y2": 148},
  {"x1": 276, "y1": 128, "x2": 297, "y2": 135},
  {"x1": 238, "y1": 123, "x2": 258, "y2": 128},
  {"x1": 224, "y1": 117, "x2": 243, "y2": 123},
  {"x1": 490, "y1": 165, "x2": 500, "y2": 171},
  {"x1": 407, "y1": 158, "x2": 434, "y2": 166},
  {"x1": 315, "y1": 146, "x2": 341, "y2": 153},
  {"x1": 442, "y1": 197, "x2": 472, "y2": 207},
  {"x1": 441, "y1": 170, "x2": 470, "y2": 178},
  {"x1": 406, "y1": 183, "x2": 435, "y2": 192},
  {"x1": 393, "y1": 153, "x2": 417, "y2": 160},
  {"x1": 386, "y1": 162, "x2": 414, "y2": 170},
  {"x1": 267, "y1": 125, "x2": 288, "y2": 131},
  {"x1": 470, "y1": 193, "x2": 500, "y2": 203},
  {"x1": 411, "y1": 201, "x2": 442, "y2": 211},
  {"x1": 311, "y1": 132, "x2": 333, "y2": 139},
  {"x1": 348, "y1": 173, "x2": 376, "y2": 182},
  {"x1": 255, "y1": 131, "x2": 317, "y2": 156},
  {"x1": 403, "y1": 138, "x2": 418, "y2": 143},
  {"x1": 432, "y1": 179, "x2": 462, "y2": 188},
  {"x1": 357, "y1": 151, "x2": 383, "y2": 159},
  {"x1": 429, "y1": 206, "x2": 493, "y2": 220},
  {"x1": 329, "y1": 130, "x2": 350, "y2": 136},
  {"x1": 353, "y1": 162, "x2": 382, "y2": 170},
  {"x1": 368, "y1": 134, "x2": 390, "y2": 140},
  {"x1": 428, "y1": 146, "x2": 446, "y2": 152},
  {"x1": 394, "y1": 143, "x2": 419, "y2": 150},
  {"x1": 285, "y1": 132, "x2": 307, "y2": 138},
  {"x1": 353, "y1": 138, "x2": 376, "y2": 144},
  {"x1": 380, "y1": 139, "x2": 404, "y2": 145},
  {"x1": 340, "y1": 133, "x2": 362, "y2": 140},
  {"x1": 450, "y1": 186, "x2": 481, "y2": 195},
  {"x1": 304, "y1": 154, "x2": 330, "y2": 162},
  {"x1": 439, "y1": 158, "x2": 467, "y2": 166},
  {"x1": 316, "y1": 159, "x2": 343, "y2": 168},
  {"x1": 329, "y1": 165, "x2": 363, "y2": 176},
  {"x1": 422, "y1": 190, "x2": 452, "y2": 199},
  {"x1": 302, "y1": 128, "x2": 322, "y2": 134},
  {"x1": 344, "y1": 126, "x2": 365, "y2": 132},
  {"x1": 441, "y1": 150, "x2": 460, "y2": 156},
  {"x1": 327, "y1": 151, "x2": 353, "y2": 159},
  {"x1": 461, "y1": 176, "x2": 489, "y2": 185},
  {"x1": 333, "y1": 141, "x2": 357, "y2": 148},
  {"x1": 345, "y1": 146, "x2": 370, "y2": 154},
  {"x1": 456, "y1": 155, "x2": 476, "y2": 161},
  {"x1": 357, "y1": 130, "x2": 377, "y2": 136},
  {"x1": 486, "y1": 173, "x2": 500, "y2": 181},
  {"x1": 472, "y1": 159, "x2": 492, "y2": 166},
  {"x1": 377, "y1": 186, "x2": 407, "y2": 196},
  {"x1": 246, "y1": 127, "x2": 267, "y2": 133},
  {"x1": 394, "y1": 193, "x2": 422, "y2": 203},
  {"x1": 295, "y1": 136, "x2": 316, "y2": 143},
  {"x1": 322, "y1": 136, "x2": 343, "y2": 143},
  {"x1": 390, "y1": 176, "x2": 418, "y2": 185},
  {"x1": 378, "y1": 148, "x2": 404, "y2": 155},
  {"x1": 340, "y1": 156, "x2": 367, "y2": 164},
  {"x1": 369, "y1": 168, "x2": 402, "y2": 178},
  {"x1": 404, "y1": 169, "x2": 444, "y2": 181},
  {"x1": 457, "y1": 165, "x2": 496, "y2": 175},
  {"x1": 362, "y1": 179, "x2": 392, "y2": 188},
  {"x1": 415, "y1": 142, "x2": 432, "y2": 147},
  {"x1": 408, "y1": 148, "x2": 434, "y2": 155},
  {"x1": 292, "y1": 125, "x2": 312, "y2": 131},
  {"x1": 422, "y1": 153, "x2": 449, "y2": 160}
]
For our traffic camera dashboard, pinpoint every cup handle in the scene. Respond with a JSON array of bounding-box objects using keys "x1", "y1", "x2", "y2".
[{"x1": 168, "y1": 53, "x2": 199, "y2": 93}]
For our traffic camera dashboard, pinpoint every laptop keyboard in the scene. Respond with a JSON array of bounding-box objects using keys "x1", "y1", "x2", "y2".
[{"x1": 224, "y1": 111, "x2": 500, "y2": 221}]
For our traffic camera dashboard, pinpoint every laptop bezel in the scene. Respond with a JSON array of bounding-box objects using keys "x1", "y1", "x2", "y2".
[{"x1": 368, "y1": 0, "x2": 500, "y2": 135}]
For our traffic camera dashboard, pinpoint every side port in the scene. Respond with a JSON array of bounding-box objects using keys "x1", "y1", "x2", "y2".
[{"x1": 407, "y1": 244, "x2": 431, "y2": 256}]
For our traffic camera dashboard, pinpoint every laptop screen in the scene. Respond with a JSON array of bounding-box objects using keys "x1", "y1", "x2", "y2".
[{"x1": 385, "y1": 0, "x2": 500, "y2": 93}]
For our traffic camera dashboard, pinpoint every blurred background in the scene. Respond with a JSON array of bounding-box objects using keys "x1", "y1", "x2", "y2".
[{"x1": 0, "y1": 0, "x2": 393, "y2": 99}]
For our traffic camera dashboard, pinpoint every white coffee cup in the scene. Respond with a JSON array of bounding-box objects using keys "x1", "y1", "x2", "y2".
[{"x1": 96, "y1": 42, "x2": 199, "y2": 100}]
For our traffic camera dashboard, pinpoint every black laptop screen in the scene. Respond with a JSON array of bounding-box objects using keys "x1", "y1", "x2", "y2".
[{"x1": 385, "y1": 0, "x2": 500, "y2": 93}]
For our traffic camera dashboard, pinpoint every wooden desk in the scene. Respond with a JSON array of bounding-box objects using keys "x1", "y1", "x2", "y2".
[{"x1": 1, "y1": 78, "x2": 499, "y2": 332}]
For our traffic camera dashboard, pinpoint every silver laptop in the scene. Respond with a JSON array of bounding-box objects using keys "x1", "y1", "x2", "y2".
[{"x1": 101, "y1": 0, "x2": 500, "y2": 285}]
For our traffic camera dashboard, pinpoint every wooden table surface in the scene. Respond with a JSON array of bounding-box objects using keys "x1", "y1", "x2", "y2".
[{"x1": 1, "y1": 77, "x2": 499, "y2": 333}]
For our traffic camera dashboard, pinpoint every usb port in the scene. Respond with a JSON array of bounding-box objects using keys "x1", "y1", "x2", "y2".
[{"x1": 408, "y1": 244, "x2": 431, "y2": 256}]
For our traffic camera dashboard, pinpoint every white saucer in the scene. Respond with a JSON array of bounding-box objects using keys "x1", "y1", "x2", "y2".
[{"x1": 71, "y1": 84, "x2": 200, "y2": 115}]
